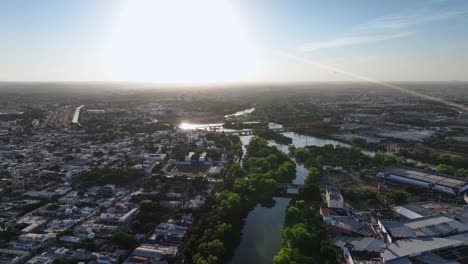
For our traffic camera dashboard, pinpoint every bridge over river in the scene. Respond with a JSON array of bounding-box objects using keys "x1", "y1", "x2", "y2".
[
  {"x1": 193, "y1": 124, "x2": 296, "y2": 135},
  {"x1": 276, "y1": 182, "x2": 302, "y2": 191}
]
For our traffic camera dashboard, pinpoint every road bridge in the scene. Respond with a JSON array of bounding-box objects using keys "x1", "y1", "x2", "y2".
[{"x1": 276, "y1": 182, "x2": 302, "y2": 190}]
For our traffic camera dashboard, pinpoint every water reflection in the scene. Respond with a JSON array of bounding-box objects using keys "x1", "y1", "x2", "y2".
[
  {"x1": 178, "y1": 122, "x2": 224, "y2": 130},
  {"x1": 229, "y1": 197, "x2": 290, "y2": 264},
  {"x1": 225, "y1": 108, "x2": 255, "y2": 118}
]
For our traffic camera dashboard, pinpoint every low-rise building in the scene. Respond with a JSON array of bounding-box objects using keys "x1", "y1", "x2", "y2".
[
  {"x1": 334, "y1": 236, "x2": 385, "y2": 264},
  {"x1": 325, "y1": 187, "x2": 344, "y2": 208}
]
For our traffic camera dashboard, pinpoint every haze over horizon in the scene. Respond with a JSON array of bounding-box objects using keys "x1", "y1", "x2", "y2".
[{"x1": 2, "y1": 0, "x2": 468, "y2": 84}]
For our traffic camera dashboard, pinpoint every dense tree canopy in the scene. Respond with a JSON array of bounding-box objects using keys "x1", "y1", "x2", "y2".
[
  {"x1": 74, "y1": 167, "x2": 143, "y2": 187},
  {"x1": 111, "y1": 230, "x2": 139, "y2": 250}
]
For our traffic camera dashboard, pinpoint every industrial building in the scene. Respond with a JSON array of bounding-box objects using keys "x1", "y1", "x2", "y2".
[
  {"x1": 376, "y1": 167, "x2": 468, "y2": 195},
  {"x1": 378, "y1": 215, "x2": 468, "y2": 243}
]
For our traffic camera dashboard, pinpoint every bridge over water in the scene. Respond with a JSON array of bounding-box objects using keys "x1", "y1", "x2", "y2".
[
  {"x1": 276, "y1": 182, "x2": 302, "y2": 190},
  {"x1": 199, "y1": 125, "x2": 294, "y2": 135}
]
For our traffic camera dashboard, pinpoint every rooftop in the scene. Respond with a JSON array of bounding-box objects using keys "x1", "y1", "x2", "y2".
[
  {"x1": 383, "y1": 236, "x2": 465, "y2": 263},
  {"x1": 382, "y1": 167, "x2": 467, "y2": 189},
  {"x1": 381, "y1": 215, "x2": 468, "y2": 239},
  {"x1": 326, "y1": 187, "x2": 343, "y2": 201},
  {"x1": 332, "y1": 216, "x2": 373, "y2": 236},
  {"x1": 334, "y1": 236, "x2": 386, "y2": 253}
]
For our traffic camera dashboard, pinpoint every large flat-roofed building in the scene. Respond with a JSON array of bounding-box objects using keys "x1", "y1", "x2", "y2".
[
  {"x1": 378, "y1": 215, "x2": 468, "y2": 243},
  {"x1": 376, "y1": 167, "x2": 468, "y2": 195},
  {"x1": 382, "y1": 236, "x2": 467, "y2": 263}
]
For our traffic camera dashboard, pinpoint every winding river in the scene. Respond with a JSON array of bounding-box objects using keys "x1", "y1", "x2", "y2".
[{"x1": 230, "y1": 132, "x2": 346, "y2": 264}]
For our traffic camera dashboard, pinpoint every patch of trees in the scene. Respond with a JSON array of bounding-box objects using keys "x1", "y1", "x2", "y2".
[
  {"x1": 0, "y1": 226, "x2": 17, "y2": 242},
  {"x1": 253, "y1": 129, "x2": 293, "y2": 145},
  {"x1": 292, "y1": 144, "x2": 421, "y2": 172},
  {"x1": 436, "y1": 164, "x2": 468, "y2": 178},
  {"x1": 110, "y1": 230, "x2": 139, "y2": 250},
  {"x1": 0, "y1": 169, "x2": 10, "y2": 177},
  {"x1": 342, "y1": 188, "x2": 380, "y2": 207},
  {"x1": 52, "y1": 258, "x2": 73, "y2": 264},
  {"x1": 74, "y1": 167, "x2": 143, "y2": 187},
  {"x1": 187, "y1": 191, "x2": 249, "y2": 264},
  {"x1": 293, "y1": 144, "x2": 374, "y2": 170},
  {"x1": 205, "y1": 133, "x2": 243, "y2": 157},
  {"x1": 82, "y1": 112, "x2": 119, "y2": 133},
  {"x1": 274, "y1": 167, "x2": 338, "y2": 264},
  {"x1": 400, "y1": 147, "x2": 468, "y2": 170},
  {"x1": 172, "y1": 142, "x2": 193, "y2": 161},
  {"x1": 19, "y1": 109, "x2": 46, "y2": 132},
  {"x1": 384, "y1": 191, "x2": 407, "y2": 205},
  {"x1": 291, "y1": 125, "x2": 338, "y2": 140},
  {"x1": 427, "y1": 139, "x2": 468, "y2": 156},
  {"x1": 130, "y1": 201, "x2": 169, "y2": 234}
]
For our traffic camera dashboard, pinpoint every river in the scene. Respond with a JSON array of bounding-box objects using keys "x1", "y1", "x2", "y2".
[
  {"x1": 225, "y1": 108, "x2": 255, "y2": 118},
  {"x1": 231, "y1": 132, "x2": 347, "y2": 263},
  {"x1": 229, "y1": 197, "x2": 291, "y2": 264}
]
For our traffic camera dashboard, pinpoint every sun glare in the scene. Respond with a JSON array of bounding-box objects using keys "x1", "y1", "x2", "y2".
[{"x1": 106, "y1": 0, "x2": 257, "y2": 84}]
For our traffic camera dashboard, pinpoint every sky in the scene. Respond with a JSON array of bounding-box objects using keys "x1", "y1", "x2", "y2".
[{"x1": 1, "y1": 0, "x2": 468, "y2": 83}]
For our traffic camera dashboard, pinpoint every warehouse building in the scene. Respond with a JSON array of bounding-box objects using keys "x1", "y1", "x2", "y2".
[{"x1": 376, "y1": 167, "x2": 468, "y2": 195}]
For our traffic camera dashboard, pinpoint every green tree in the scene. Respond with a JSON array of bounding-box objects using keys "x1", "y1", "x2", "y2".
[
  {"x1": 299, "y1": 183, "x2": 321, "y2": 203},
  {"x1": 111, "y1": 230, "x2": 139, "y2": 249},
  {"x1": 285, "y1": 206, "x2": 302, "y2": 226},
  {"x1": 385, "y1": 191, "x2": 407, "y2": 205},
  {"x1": 320, "y1": 240, "x2": 338, "y2": 264},
  {"x1": 283, "y1": 223, "x2": 317, "y2": 256},
  {"x1": 233, "y1": 178, "x2": 249, "y2": 194},
  {"x1": 274, "y1": 247, "x2": 295, "y2": 264},
  {"x1": 193, "y1": 253, "x2": 219, "y2": 264},
  {"x1": 437, "y1": 164, "x2": 455, "y2": 175},
  {"x1": 52, "y1": 258, "x2": 70, "y2": 264},
  {"x1": 197, "y1": 239, "x2": 225, "y2": 258}
]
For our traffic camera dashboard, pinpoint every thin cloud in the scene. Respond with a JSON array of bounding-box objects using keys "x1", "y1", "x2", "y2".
[
  {"x1": 357, "y1": 10, "x2": 466, "y2": 31},
  {"x1": 300, "y1": 9, "x2": 466, "y2": 52},
  {"x1": 300, "y1": 32, "x2": 412, "y2": 52}
]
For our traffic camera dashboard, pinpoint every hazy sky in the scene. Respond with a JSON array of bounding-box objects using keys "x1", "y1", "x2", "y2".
[{"x1": 1, "y1": 0, "x2": 468, "y2": 83}]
